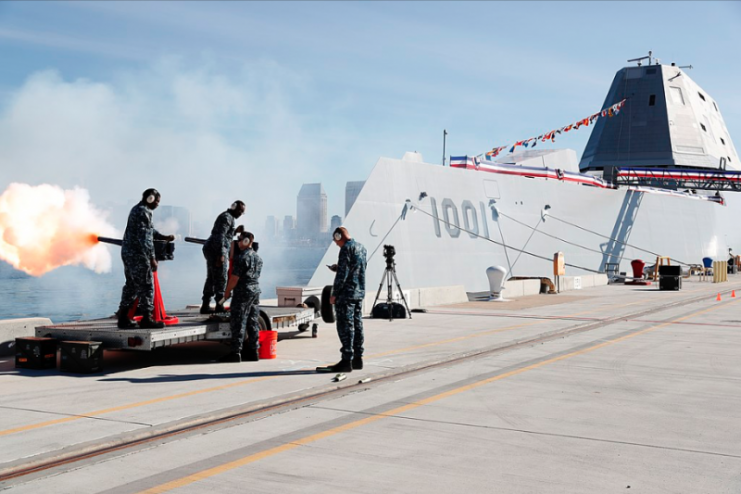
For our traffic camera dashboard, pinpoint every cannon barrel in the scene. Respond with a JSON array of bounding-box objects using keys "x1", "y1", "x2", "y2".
[
  {"x1": 97, "y1": 236, "x2": 123, "y2": 246},
  {"x1": 97, "y1": 236, "x2": 174, "y2": 261},
  {"x1": 184, "y1": 236, "x2": 207, "y2": 245},
  {"x1": 185, "y1": 237, "x2": 258, "y2": 252}
]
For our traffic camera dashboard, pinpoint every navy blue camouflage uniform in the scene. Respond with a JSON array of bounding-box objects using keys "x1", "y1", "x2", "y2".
[
  {"x1": 118, "y1": 202, "x2": 167, "y2": 316},
  {"x1": 229, "y1": 248, "x2": 263, "y2": 353},
  {"x1": 202, "y1": 211, "x2": 237, "y2": 305},
  {"x1": 332, "y1": 239, "x2": 367, "y2": 361}
]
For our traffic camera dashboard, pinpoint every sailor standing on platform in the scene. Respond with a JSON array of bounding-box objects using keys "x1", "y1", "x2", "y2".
[
  {"x1": 201, "y1": 201, "x2": 245, "y2": 314},
  {"x1": 317, "y1": 227, "x2": 367, "y2": 373},
  {"x1": 222, "y1": 232, "x2": 262, "y2": 363},
  {"x1": 116, "y1": 188, "x2": 175, "y2": 329}
]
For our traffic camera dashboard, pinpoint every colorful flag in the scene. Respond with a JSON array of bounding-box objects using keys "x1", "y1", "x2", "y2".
[{"x1": 450, "y1": 156, "x2": 471, "y2": 168}]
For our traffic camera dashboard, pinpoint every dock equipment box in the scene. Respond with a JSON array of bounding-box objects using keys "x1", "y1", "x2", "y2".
[
  {"x1": 15, "y1": 337, "x2": 57, "y2": 369},
  {"x1": 659, "y1": 265, "x2": 682, "y2": 291},
  {"x1": 60, "y1": 341, "x2": 103, "y2": 373}
]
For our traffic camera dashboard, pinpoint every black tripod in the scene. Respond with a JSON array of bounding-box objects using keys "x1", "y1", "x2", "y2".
[{"x1": 371, "y1": 246, "x2": 411, "y2": 320}]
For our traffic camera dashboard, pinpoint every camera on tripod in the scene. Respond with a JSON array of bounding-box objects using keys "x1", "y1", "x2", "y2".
[
  {"x1": 383, "y1": 244, "x2": 395, "y2": 266},
  {"x1": 372, "y1": 244, "x2": 411, "y2": 320}
]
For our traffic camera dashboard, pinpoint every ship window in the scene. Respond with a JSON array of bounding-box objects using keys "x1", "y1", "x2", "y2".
[
  {"x1": 670, "y1": 87, "x2": 685, "y2": 105},
  {"x1": 646, "y1": 67, "x2": 657, "y2": 75},
  {"x1": 729, "y1": 157, "x2": 733, "y2": 163},
  {"x1": 721, "y1": 137, "x2": 726, "y2": 145},
  {"x1": 698, "y1": 92, "x2": 706, "y2": 101},
  {"x1": 648, "y1": 94, "x2": 656, "y2": 106},
  {"x1": 700, "y1": 123, "x2": 707, "y2": 132},
  {"x1": 713, "y1": 102, "x2": 718, "y2": 112}
]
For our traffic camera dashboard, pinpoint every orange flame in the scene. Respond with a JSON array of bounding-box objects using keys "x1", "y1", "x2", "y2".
[{"x1": 0, "y1": 183, "x2": 118, "y2": 276}]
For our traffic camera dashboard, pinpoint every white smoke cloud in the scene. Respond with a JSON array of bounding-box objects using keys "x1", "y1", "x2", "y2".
[
  {"x1": 0, "y1": 58, "x2": 356, "y2": 230},
  {"x1": 0, "y1": 183, "x2": 118, "y2": 276}
]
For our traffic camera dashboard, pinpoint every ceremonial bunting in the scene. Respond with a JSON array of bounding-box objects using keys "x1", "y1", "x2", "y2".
[{"x1": 481, "y1": 99, "x2": 627, "y2": 160}]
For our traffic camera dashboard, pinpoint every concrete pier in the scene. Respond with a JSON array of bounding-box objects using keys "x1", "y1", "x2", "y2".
[
  {"x1": 0, "y1": 317, "x2": 51, "y2": 357},
  {"x1": 1, "y1": 276, "x2": 740, "y2": 492}
]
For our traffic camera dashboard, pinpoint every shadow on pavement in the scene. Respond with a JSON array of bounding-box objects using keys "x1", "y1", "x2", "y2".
[{"x1": 98, "y1": 369, "x2": 317, "y2": 383}]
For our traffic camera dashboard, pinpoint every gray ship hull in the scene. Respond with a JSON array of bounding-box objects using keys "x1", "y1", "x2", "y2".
[{"x1": 309, "y1": 156, "x2": 741, "y2": 292}]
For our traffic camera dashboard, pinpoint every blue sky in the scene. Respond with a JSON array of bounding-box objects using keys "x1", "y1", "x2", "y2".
[{"x1": 1, "y1": 1, "x2": 740, "y2": 229}]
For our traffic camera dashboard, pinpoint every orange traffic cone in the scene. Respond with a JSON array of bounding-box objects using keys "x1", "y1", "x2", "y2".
[
  {"x1": 732, "y1": 290, "x2": 736, "y2": 298},
  {"x1": 717, "y1": 293, "x2": 722, "y2": 301}
]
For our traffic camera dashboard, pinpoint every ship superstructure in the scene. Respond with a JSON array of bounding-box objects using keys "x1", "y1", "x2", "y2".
[{"x1": 309, "y1": 59, "x2": 741, "y2": 293}]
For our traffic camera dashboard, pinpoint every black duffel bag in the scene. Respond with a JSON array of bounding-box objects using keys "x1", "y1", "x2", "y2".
[{"x1": 371, "y1": 302, "x2": 408, "y2": 319}]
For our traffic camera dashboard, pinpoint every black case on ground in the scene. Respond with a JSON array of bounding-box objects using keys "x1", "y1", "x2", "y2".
[
  {"x1": 659, "y1": 265, "x2": 682, "y2": 291},
  {"x1": 60, "y1": 341, "x2": 103, "y2": 373},
  {"x1": 15, "y1": 337, "x2": 57, "y2": 369}
]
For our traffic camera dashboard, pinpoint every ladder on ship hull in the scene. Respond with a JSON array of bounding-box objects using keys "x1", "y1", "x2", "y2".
[{"x1": 599, "y1": 190, "x2": 644, "y2": 273}]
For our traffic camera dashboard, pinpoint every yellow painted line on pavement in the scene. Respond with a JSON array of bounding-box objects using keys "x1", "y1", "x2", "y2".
[
  {"x1": 137, "y1": 297, "x2": 736, "y2": 494},
  {"x1": 0, "y1": 376, "x2": 273, "y2": 437},
  {"x1": 0, "y1": 289, "x2": 721, "y2": 437}
]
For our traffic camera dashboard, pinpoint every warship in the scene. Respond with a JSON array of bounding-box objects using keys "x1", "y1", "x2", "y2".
[{"x1": 309, "y1": 56, "x2": 741, "y2": 293}]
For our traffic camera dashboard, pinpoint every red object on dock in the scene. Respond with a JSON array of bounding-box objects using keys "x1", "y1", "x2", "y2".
[
  {"x1": 626, "y1": 259, "x2": 651, "y2": 286},
  {"x1": 258, "y1": 331, "x2": 278, "y2": 359},
  {"x1": 127, "y1": 271, "x2": 179, "y2": 325}
]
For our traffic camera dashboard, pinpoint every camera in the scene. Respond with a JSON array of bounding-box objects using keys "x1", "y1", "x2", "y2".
[{"x1": 383, "y1": 244, "x2": 395, "y2": 266}]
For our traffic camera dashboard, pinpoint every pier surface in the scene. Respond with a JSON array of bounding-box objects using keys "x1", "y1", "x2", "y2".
[{"x1": 2, "y1": 277, "x2": 741, "y2": 493}]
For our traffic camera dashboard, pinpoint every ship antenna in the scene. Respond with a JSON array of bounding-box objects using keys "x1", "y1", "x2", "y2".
[
  {"x1": 627, "y1": 50, "x2": 653, "y2": 67},
  {"x1": 442, "y1": 129, "x2": 448, "y2": 166}
]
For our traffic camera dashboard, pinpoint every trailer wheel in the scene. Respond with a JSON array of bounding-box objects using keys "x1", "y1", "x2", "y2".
[
  {"x1": 321, "y1": 285, "x2": 335, "y2": 323},
  {"x1": 304, "y1": 295, "x2": 321, "y2": 318},
  {"x1": 258, "y1": 312, "x2": 270, "y2": 331},
  {"x1": 298, "y1": 323, "x2": 309, "y2": 332}
]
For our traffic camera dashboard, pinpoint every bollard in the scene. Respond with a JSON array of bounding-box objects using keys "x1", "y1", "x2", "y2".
[{"x1": 486, "y1": 266, "x2": 508, "y2": 302}]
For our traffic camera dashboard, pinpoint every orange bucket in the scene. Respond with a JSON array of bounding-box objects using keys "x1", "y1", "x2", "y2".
[{"x1": 258, "y1": 330, "x2": 278, "y2": 359}]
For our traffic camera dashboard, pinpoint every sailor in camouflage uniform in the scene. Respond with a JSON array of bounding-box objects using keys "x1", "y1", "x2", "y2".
[
  {"x1": 201, "y1": 201, "x2": 246, "y2": 314},
  {"x1": 317, "y1": 227, "x2": 367, "y2": 373},
  {"x1": 117, "y1": 188, "x2": 175, "y2": 329},
  {"x1": 222, "y1": 232, "x2": 262, "y2": 363}
]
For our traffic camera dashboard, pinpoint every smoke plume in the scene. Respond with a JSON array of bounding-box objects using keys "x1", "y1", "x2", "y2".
[{"x1": 0, "y1": 183, "x2": 118, "y2": 276}]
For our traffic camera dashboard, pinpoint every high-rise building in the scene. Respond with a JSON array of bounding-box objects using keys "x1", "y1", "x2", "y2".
[
  {"x1": 330, "y1": 215, "x2": 342, "y2": 232},
  {"x1": 265, "y1": 216, "x2": 278, "y2": 238},
  {"x1": 283, "y1": 215, "x2": 295, "y2": 235},
  {"x1": 345, "y1": 181, "x2": 366, "y2": 216},
  {"x1": 297, "y1": 183, "x2": 327, "y2": 236}
]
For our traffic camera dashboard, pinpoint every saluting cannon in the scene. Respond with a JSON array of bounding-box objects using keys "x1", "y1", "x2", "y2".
[
  {"x1": 96, "y1": 236, "x2": 178, "y2": 325},
  {"x1": 97, "y1": 236, "x2": 175, "y2": 261}
]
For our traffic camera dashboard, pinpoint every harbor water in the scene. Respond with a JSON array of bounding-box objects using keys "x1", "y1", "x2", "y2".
[{"x1": 0, "y1": 245, "x2": 326, "y2": 323}]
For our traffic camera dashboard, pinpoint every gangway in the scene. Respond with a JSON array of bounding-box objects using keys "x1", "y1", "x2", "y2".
[{"x1": 615, "y1": 167, "x2": 741, "y2": 192}]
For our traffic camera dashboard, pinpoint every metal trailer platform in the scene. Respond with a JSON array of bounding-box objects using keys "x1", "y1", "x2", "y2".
[{"x1": 35, "y1": 306, "x2": 317, "y2": 351}]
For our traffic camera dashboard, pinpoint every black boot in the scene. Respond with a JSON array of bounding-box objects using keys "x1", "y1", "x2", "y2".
[
  {"x1": 139, "y1": 316, "x2": 165, "y2": 329},
  {"x1": 243, "y1": 348, "x2": 259, "y2": 362},
  {"x1": 352, "y1": 357, "x2": 363, "y2": 370},
  {"x1": 218, "y1": 352, "x2": 241, "y2": 363},
  {"x1": 116, "y1": 312, "x2": 137, "y2": 329},
  {"x1": 213, "y1": 302, "x2": 226, "y2": 314},
  {"x1": 316, "y1": 359, "x2": 352, "y2": 373},
  {"x1": 199, "y1": 302, "x2": 213, "y2": 314}
]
